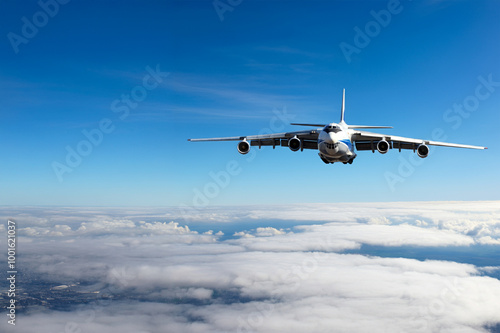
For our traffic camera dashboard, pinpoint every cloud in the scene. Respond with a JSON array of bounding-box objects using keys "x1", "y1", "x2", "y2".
[
  {"x1": 234, "y1": 227, "x2": 287, "y2": 239},
  {"x1": 254, "y1": 227, "x2": 287, "y2": 237},
  {"x1": 138, "y1": 221, "x2": 194, "y2": 234},
  {"x1": 1, "y1": 201, "x2": 499, "y2": 333},
  {"x1": 162, "y1": 74, "x2": 302, "y2": 118}
]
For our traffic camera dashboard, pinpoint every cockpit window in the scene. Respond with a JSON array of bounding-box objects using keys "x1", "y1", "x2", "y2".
[{"x1": 323, "y1": 124, "x2": 340, "y2": 133}]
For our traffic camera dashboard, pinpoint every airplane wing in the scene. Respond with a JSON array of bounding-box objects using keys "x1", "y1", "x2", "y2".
[
  {"x1": 351, "y1": 130, "x2": 487, "y2": 151},
  {"x1": 188, "y1": 129, "x2": 320, "y2": 150}
]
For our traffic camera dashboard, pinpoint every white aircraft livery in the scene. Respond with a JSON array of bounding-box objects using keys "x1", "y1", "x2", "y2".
[{"x1": 188, "y1": 90, "x2": 487, "y2": 164}]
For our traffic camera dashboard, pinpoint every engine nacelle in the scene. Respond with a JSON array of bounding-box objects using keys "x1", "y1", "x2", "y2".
[
  {"x1": 237, "y1": 140, "x2": 250, "y2": 155},
  {"x1": 288, "y1": 137, "x2": 302, "y2": 152},
  {"x1": 417, "y1": 144, "x2": 429, "y2": 158},
  {"x1": 377, "y1": 140, "x2": 390, "y2": 154}
]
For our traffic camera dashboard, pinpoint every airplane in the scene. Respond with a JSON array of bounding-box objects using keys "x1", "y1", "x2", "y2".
[{"x1": 188, "y1": 90, "x2": 487, "y2": 164}]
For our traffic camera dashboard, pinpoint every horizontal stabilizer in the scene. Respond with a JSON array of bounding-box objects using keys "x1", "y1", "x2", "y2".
[
  {"x1": 291, "y1": 123, "x2": 326, "y2": 127},
  {"x1": 348, "y1": 125, "x2": 393, "y2": 129}
]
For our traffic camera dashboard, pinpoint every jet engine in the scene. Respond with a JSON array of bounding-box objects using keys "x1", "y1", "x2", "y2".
[
  {"x1": 288, "y1": 137, "x2": 302, "y2": 152},
  {"x1": 237, "y1": 140, "x2": 250, "y2": 155},
  {"x1": 377, "y1": 140, "x2": 389, "y2": 154},
  {"x1": 417, "y1": 144, "x2": 429, "y2": 158}
]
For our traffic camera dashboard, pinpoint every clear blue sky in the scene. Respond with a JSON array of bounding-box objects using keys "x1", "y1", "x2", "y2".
[{"x1": 1, "y1": 0, "x2": 499, "y2": 206}]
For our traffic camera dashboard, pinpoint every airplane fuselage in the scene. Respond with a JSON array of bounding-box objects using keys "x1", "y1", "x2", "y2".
[{"x1": 317, "y1": 122, "x2": 356, "y2": 164}]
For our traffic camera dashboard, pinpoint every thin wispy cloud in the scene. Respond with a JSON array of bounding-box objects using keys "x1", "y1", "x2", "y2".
[
  {"x1": 165, "y1": 74, "x2": 301, "y2": 105},
  {"x1": 256, "y1": 45, "x2": 335, "y2": 60}
]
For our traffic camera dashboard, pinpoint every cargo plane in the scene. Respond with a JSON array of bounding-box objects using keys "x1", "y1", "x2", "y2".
[{"x1": 188, "y1": 90, "x2": 487, "y2": 164}]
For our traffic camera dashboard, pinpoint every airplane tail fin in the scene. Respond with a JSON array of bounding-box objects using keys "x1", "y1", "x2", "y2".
[{"x1": 340, "y1": 89, "x2": 345, "y2": 124}]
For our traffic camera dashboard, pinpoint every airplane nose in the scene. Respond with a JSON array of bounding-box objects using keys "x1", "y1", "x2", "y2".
[{"x1": 322, "y1": 132, "x2": 339, "y2": 151}]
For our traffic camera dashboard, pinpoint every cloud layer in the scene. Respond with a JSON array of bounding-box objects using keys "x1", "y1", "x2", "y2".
[{"x1": 1, "y1": 201, "x2": 499, "y2": 333}]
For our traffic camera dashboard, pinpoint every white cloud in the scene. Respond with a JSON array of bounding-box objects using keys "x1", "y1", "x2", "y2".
[
  {"x1": 234, "y1": 230, "x2": 255, "y2": 238},
  {"x1": 1, "y1": 201, "x2": 499, "y2": 333},
  {"x1": 254, "y1": 227, "x2": 287, "y2": 237},
  {"x1": 138, "y1": 221, "x2": 193, "y2": 234}
]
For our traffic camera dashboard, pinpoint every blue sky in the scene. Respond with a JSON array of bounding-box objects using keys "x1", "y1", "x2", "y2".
[{"x1": 1, "y1": 0, "x2": 499, "y2": 206}]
